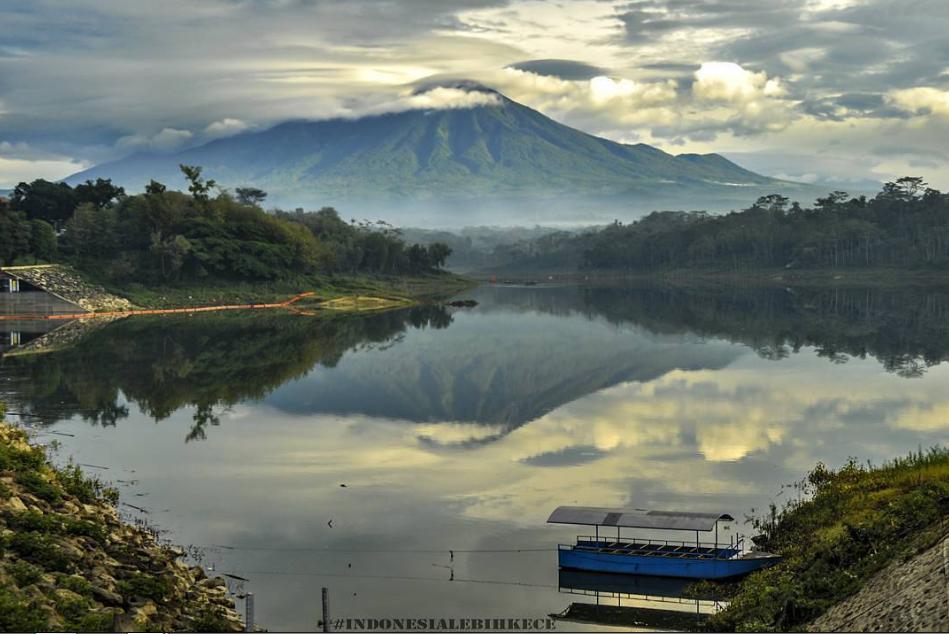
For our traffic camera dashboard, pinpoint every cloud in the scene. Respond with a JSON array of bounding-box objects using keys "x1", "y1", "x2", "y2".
[
  {"x1": 117, "y1": 127, "x2": 194, "y2": 152},
  {"x1": 507, "y1": 59, "x2": 605, "y2": 80},
  {"x1": 693, "y1": 62, "x2": 787, "y2": 103},
  {"x1": 492, "y1": 68, "x2": 679, "y2": 129},
  {"x1": 0, "y1": 0, "x2": 947, "y2": 187},
  {"x1": 401, "y1": 86, "x2": 502, "y2": 110},
  {"x1": 0, "y1": 156, "x2": 87, "y2": 187},
  {"x1": 886, "y1": 87, "x2": 949, "y2": 117},
  {"x1": 203, "y1": 118, "x2": 250, "y2": 138}
]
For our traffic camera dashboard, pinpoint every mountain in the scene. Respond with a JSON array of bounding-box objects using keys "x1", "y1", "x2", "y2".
[{"x1": 67, "y1": 83, "x2": 818, "y2": 225}]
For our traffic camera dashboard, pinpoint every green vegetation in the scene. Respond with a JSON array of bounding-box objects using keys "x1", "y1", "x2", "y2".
[
  {"x1": 0, "y1": 406, "x2": 242, "y2": 631},
  {"x1": 485, "y1": 177, "x2": 949, "y2": 274},
  {"x1": 709, "y1": 447, "x2": 949, "y2": 632},
  {"x1": 105, "y1": 269, "x2": 470, "y2": 309},
  {"x1": 0, "y1": 165, "x2": 454, "y2": 291}
]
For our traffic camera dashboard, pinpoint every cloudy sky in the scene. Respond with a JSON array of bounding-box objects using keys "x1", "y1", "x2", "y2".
[{"x1": 1, "y1": 0, "x2": 948, "y2": 189}]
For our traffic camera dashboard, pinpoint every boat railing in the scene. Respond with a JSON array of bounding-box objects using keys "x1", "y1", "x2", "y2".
[{"x1": 575, "y1": 535, "x2": 739, "y2": 551}]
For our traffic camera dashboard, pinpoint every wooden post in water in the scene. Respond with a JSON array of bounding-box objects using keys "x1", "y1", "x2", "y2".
[{"x1": 321, "y1": 587, "x2": 330, "y2": 632}]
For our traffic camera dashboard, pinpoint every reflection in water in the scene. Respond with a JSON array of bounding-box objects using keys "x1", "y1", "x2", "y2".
[
  {"x1": 553, "y1": 571, "x2": 721, "y2": 631},
  {"x1": 1, "y1": 284, "x2": 947, "y2": 630},
  {"x1": 6, "y1": 284, "x2": 949, "y2": 435}
]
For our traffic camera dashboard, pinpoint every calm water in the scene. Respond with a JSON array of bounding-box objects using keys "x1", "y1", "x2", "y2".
[{"x1": 1, "y1": 283, "x2": 948, "y2": 630}]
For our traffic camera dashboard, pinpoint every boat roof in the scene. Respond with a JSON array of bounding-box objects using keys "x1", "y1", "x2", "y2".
[{"x1": 547, "y1": 506, "x2": 734, "y2": 531}]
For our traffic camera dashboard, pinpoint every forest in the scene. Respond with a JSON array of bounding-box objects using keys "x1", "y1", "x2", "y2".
[
  {"x1": 0, "y1": 166, "x2": 451, "y2": 282},
  {"x1": 486, "y1": 177, "x2": 949, "y2": 273}
]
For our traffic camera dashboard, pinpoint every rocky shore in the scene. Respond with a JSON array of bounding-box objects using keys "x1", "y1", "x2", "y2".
[{"x1": 0, "y1": 418, "x2": 243, "y2": 631}]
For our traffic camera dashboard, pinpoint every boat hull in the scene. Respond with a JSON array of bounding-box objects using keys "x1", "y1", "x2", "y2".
[{"x1": 558, "y1": 548, "x2": 778, "y2": 579}]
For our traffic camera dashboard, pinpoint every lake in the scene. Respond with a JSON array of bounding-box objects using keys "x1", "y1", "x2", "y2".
[{"x1": 1, "y1": 283, "x2": 947, "y2": 630}]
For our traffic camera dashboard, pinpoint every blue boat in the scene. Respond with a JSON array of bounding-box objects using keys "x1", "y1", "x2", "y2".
[{"x1": 548, "y1": 506, "x2": 780, "y2": 580}]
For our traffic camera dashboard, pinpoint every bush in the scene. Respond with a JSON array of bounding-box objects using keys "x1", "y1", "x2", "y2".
[
  {"x1": 57, "y1": 573, "x2": 93, "y2": 597},
  {"x1": 8, "y1": 561, "x2": 43, "y2": 586},
  {"x1": 191, "y1": 606, "x2": 235, "y2": 632},
  {"x1": 0, "y1": 442, "x2": 45, "y2": 471},
  {"x1": 9, "y1": 532, "x2": 75, "y2": 572},
  {"x1": 15, "y1": 470, "x2": 61, "y2": 503},
  {"x1": 0, "y1": 586, "x2": 48, "y2": 632},
  {"x1": 117, "y1": 572, "x2": 174, "y2": 603}
]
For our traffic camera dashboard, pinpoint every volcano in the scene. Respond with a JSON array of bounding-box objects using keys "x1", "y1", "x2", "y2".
[{"x1": 67, "y1": 83, "x2": 814, "y2": 225}]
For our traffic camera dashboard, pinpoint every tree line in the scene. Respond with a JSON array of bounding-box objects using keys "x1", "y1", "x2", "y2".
[
  {"x1": 0, "y1": 166, "x2": 451, "y2": 282},
  {"x1": 491, "y1": 177, "x2": 949, "y2": 272}
]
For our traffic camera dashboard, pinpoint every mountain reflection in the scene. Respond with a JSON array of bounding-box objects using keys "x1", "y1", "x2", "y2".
[{"x1": 3, "y1": 283, "x2": 949, "y2": 439}]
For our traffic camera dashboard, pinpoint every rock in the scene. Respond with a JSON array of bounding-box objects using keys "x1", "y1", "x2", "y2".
[
  {"x1": 130, "y1": 599, "x2": 158, "y2": 625},
  {"x1": 55, "y1": 538, "x2": 86, "y2": 562},
  {"x1": 91, "y1": 584, "x2": 124, "y2": 606},
  {"x1": 53, "y1": 587, "x2": 85, "y2": 604},
  {"x1": 200, "y1": 576, "x2": 227, "y2": 589},
  {"x1": 7, "y1": 495, "x2": 28, "y2": 511}
]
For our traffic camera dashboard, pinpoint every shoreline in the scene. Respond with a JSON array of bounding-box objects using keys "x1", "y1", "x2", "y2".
[
  {"x1": 100, "y1": 271, "x2": 476, "y2": 311},
  {"x1": 0, "y1": 417, "x2": 244, "y2": 631},
  {"x1": 471, "y1": 267, "x2": 949, "y2": 288}
]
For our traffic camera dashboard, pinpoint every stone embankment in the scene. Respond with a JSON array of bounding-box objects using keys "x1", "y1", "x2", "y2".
[
  {"x1": 808, "y1": 533, "x2": 948, "y2": 632},
  {"x1": 1, "y1": 264, "x2": 132, "y2": 312},
  {"x1": 0, "y1": 421, "x2": 243, "y2": 631}
]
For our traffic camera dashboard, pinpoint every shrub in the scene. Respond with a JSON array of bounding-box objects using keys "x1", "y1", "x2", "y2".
[
  {"x1": 0, "y1": 442, "x2": 45, "y2": 471},
  {"x1": 191, "y1": 606, "x2": 235, "y2": 632},
  {"x1": 117, "y1": 572, "x2": 174, "y2": 603},
  {"x1": 8, "y1": 561, "x2": 43, "y2": 586},
  {"x1": 0, "y1": 587, "x2": 48, "y2": 632},
  {"x1": 15, "y1": 470, "x2": 61, "y2": 503},
  {"x1": 57, "y1": 574, "x2": 93, "y2": 597},
  {"x1": 9, "y1": 532, "x2": 74, "y2": 572}
]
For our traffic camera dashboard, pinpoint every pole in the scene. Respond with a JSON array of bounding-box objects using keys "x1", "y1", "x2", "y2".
[
  {"x1": 244, "y1": 593, "x2": 254, "y2": 632},
  {"x1": 322, "y1": 587, "x2": 330, "y2": 632}
]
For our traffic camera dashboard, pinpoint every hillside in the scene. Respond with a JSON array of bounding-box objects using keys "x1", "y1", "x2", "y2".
[{"x1": 67, "y1": 84, "x2": 818, "y2": 225}]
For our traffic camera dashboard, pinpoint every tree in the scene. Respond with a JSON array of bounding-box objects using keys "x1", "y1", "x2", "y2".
[
  {"x1": 28, "y1": 219, "x2": 57, "y2": 261},
  {"x1": 879, "y1": 177, "x2": 927, "y2": 202},
  {"x1": 149, "y1": 233, "x2": 192, "y2": 279},
  {"x1": 235, "y1": 187, "x2": 267, "y2": 207},
  {"x1": 427, "y1": 243, "x2": 452, "y2": 269},
  {"x1": 145, "y1": 180, "x2": 167, "y2": 196},
  {"x1": 10, "y1": 179, "x2": 78, "y2": 229},
  {"x1": 74, "y1": 178, "x2": 125, "y2": 208},
  {"x1": 63, "y1": 203, "x2": 119, "y2": 258},
  {"x1": 754, "y1": 194, "x2": 789, "y2": 215},
  {"x1": 179, "y1": 164, "x2": 216, "y2": 205}
]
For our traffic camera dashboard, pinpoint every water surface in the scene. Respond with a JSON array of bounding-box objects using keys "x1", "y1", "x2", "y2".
[{"x1": 1, "y1": 284, "x2": 947, "y2": 630}]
